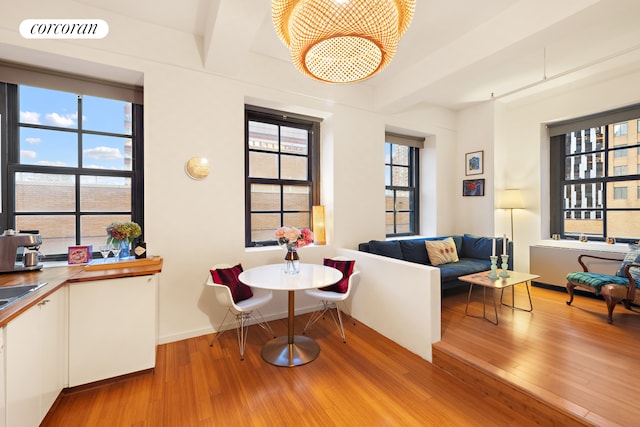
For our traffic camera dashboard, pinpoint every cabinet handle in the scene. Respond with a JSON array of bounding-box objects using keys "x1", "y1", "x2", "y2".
[{"x1": 37, "y1": 299, "x2": 51, "y2": 306}]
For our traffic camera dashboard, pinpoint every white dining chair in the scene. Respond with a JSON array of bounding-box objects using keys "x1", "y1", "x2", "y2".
[
  {"x1": 303, "y1": 257, "x2": 360, "y2": 343},
  {"x1": 205, "y1": 264, "x2": 275, "y2": 360}
]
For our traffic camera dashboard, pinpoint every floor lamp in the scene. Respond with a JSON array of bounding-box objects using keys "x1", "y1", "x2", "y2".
[{"x1": 497, "y1": 189, "x2": 525, "y2": 243}]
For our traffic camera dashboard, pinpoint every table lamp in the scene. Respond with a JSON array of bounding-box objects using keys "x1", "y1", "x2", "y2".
[{"x1": 312, "y1": 205, "x2": 326, "y2": 245}]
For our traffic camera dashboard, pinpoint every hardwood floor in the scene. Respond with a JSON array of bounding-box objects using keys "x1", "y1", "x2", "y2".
[
  {"x1": 42, "y1": 284, "x2": 639, "y2": 426},
  {"x1": 438, "y1": 283, "x2": 640, "y2": 427}
]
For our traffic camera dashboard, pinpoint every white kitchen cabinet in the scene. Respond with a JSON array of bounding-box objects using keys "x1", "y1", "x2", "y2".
[
  {"x1": 68, "y1": 275, "x2": 157, "y2": 387},
  {"x1": 5, "y1": 286, "x2": 68, "y2": 427}
]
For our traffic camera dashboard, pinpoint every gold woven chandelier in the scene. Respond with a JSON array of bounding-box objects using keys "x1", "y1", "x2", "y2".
[{"x1": 272, "y1": 0, "x2": 415, "y2": 83}]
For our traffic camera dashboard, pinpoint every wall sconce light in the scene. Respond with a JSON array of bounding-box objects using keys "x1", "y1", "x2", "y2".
[
  {"x1": 312, "y1": 205, "x2": 326, "y2": 245},
  {"x1": 185, "y1": 157, "x2": 210, "y2": 180}
]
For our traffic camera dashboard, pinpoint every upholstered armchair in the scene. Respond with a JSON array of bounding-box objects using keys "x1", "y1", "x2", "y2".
[{"x1": 566, "y1": 254, "x2": 640, "y2": 324}]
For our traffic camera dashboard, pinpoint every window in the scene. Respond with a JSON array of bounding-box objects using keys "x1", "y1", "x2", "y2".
[
  {"x1": 385, "y1": 133, "x2": 423, "y2": 237},
  {"x1": 614, "y1": 165, "x2": 628, "y2": 176},
  {"x1": 613, "y1": 146, "x2": 628, "y2": 157},
  {"x1": 0, "y1": 80, "x2": 143, "y2": 260},
  {"x1": 245, "y1": 106, "x2": 320, "y2": 247},
  {"x1": 614, "y1": 187, "x2": 627, "y2": 199},
  {"x1": 614, "y1": 122, "x2": 627, "y2": 136},
  {"x1": 549, "y1": 106, "x2": 640, "y2": 242}
]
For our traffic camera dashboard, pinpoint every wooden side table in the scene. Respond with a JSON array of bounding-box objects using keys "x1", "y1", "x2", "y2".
[{"x1": 458, "y1": 270, "x2": 539, "y2": 324}]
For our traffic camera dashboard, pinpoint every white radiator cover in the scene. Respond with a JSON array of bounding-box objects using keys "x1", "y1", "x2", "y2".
[{"x1": 529, "y1": 244, "x2": 626, "y2": 288}]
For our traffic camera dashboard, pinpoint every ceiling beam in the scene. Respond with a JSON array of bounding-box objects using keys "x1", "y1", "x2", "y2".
[
  {"x1": 201, "y1": 0, "x2": 270, "y2": 76},
  {"x1": 372, "y1": 0, "x2": 601, "y2": 112}
]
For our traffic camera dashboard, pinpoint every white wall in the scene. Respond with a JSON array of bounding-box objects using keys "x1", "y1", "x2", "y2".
[
  {"x1": 456, "y1": 102, "x2": 496, "y2": 237},
  {"x1": 451, "y1": 68, "x2": 640, "y2": 273},
  {"x1": 0, "y1": 1, "x2": 459, "y2": 344},
  {"x1": 336, "y1": 248, "x2": 441, "y2": 362},
  {"x1": 391, "y1": 106, "x2": 458, "y2": 236},
  {"x1": 8, "y1": 0, "x2": 632, "y2": 345},
  {"x1": 494, "y1": 68, "x2": 640, "y2": 272}
]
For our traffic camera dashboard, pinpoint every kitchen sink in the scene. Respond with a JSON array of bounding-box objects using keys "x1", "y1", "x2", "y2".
[{"x1": 0, "y1": 282, "x2": 48, "y2": 309}]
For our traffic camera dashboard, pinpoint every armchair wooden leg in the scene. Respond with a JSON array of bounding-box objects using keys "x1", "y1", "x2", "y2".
[
  {"x1": 602, "y1": 295, "x2": 616, "y2": 324},
  {"x1": 566, "y1": 282, "x2": 576, "y2": 306}
]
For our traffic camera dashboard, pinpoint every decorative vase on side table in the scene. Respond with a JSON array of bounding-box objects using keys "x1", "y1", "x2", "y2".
[
  {"x1": 499, "y1": 254, "x2": 510, "y2": 278},
  {"x1": 488, "y1": 256, "x2": 499, "y2": 279},
  {"x1": 275, "y1": 226, "x2": 314, "y2": 275},
  {"x1": 120, "y1": 240, "x2": 130, "y2": 259},
  {"x1": 284, "y1": 247, "x2": 300, "y2": 275}
]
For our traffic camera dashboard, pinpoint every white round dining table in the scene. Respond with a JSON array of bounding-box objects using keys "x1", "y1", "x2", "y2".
[{"x1": 239, "y1": 263, "x2": 342, "y2": 367}]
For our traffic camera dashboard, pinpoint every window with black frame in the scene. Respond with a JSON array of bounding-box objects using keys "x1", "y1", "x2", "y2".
[
  {"x1": 0, "y1": 78, "x2": 143, "y2": 260},
  {"x1": 385, "y1": 133, "x2": 422, "y2": 237},
  {"x1": 245, "y1": 106, "x2": 320, "y2": 247},
  {"x1": 549, "y1": 106, "x2": 640, "y2": 242}
]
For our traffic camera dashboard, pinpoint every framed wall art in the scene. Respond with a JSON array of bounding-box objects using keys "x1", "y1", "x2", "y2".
[
  {"x1": 463, "y1": 179, "x2": 485, "y2": 197},
  {"x1": 465, "y1": 150, "x2": 484, "y2": 176}
]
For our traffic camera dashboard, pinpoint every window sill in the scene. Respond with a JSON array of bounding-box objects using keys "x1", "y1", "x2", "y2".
[
  {"x1": 245, "y1": 244, "x2": 326, "y2": 253},
  {"x1": 534, "y1": 239, "x2": 629, "y2": 254}
]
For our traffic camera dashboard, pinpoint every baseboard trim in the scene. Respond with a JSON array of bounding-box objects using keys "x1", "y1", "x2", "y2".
[{"x1": 157, "y1": 305, "x2": 323, "y2": 345}]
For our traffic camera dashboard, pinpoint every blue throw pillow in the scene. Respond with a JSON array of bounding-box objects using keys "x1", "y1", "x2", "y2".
[
  {"x1": 368, "y1": 240, "x2": 403, "y2": 260},
  {"x1": 616, "y1": 243, "x2": 640, "y2": 284},
  {"x1": 399, "y1": 236, "x2": 463, "y2": 264},
  {"x1": 400, "y1": 239, "x2": 430, "y2": 264},
  {"x1": 462, "y1": 234, "x2": 507, "y2": 259},
  {"x1": 450, "y1": 235, "x2": 463, "y2": 257}
]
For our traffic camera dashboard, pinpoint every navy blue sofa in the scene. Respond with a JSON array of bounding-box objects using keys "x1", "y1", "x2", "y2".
[{"x1": 358, "y1": 234, "x2": 514, "y2": 290}]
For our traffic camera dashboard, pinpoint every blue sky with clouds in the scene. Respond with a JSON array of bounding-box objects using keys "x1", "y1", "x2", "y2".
[{"x1": 19, "y1": 85, "x2": 131, "y2": 170}]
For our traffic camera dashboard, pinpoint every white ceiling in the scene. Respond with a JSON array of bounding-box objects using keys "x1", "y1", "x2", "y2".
[{"x1": 72, "y1": 0, "x2": 640, "y2": 112}]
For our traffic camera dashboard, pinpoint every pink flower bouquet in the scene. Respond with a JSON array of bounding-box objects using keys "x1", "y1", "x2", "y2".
[{"x1": 275, "y1": 226, "x2": 314, "y2": 249}]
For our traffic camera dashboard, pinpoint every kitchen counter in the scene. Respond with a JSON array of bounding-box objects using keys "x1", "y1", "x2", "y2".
[{"x1": 0, "y1": 256, "x2": 163, "y2": 326}]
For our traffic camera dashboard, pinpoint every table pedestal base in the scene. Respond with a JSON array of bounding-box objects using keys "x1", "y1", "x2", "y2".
[{"x1": 261, "y1": 335, "x2": 320, "y2": 367}]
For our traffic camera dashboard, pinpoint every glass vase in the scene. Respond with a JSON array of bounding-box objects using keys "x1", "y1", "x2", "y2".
[
  {"x1": 120, "y1": 240, "x2": 130, "y2": 260},
  {"x1": 284, "y1": 247, "x2": 300, "y2": 275}
]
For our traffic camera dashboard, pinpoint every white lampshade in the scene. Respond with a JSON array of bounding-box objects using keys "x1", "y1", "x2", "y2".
[{"x1": 497, "y1": 189, "x2": 525, "y2": 210}]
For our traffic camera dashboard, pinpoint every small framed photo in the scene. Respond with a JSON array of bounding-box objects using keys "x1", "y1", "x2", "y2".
[
  {"x1": 465, "y1": 150, "x2": 484, "y2": 176},
  {"x1": 463, "y1": 179, "x2": 485, "y2": 197},
  {"x1": 68, "y1": 245, "x2": 93, "y2": 264}
]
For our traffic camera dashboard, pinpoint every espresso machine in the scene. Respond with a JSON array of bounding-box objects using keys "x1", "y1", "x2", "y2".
[{"x1": 0, "y1": 229, "x2": 43, "y2": 273}]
